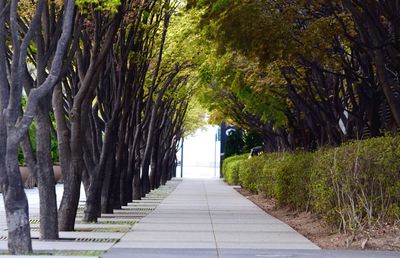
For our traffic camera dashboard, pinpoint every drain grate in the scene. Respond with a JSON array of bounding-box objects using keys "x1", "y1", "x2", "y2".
[
  {"x1": 91, "y1": 228, "x2": 130, "y2": 233},
  {"x1": 130, "y1": 207, "x2": 155, "y2": 211},
  {"x1": 52, "y1": 251, "x2": 104, "y2": 257},
  {"x1": 75, "y1": 237, "x2": 118, "y2": 243},
  {"x1": 99, "y1": 220, "x2": 136, "y2": 225}
]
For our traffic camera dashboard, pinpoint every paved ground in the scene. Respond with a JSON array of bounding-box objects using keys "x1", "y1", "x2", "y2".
[
  {"x1": 104, "y1": 179, "x2": 400, "y2": 258},
  {"x1": 1, "y1": 178, "x2": 399, "y2": 257},
  {"x1": 0, "y1": 180, "x2": 179, "y2": 255}
]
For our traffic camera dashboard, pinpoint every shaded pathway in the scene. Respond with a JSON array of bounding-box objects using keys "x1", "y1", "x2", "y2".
[
  {"x1": 105, "y1": 179, "x2": 400, "y2": 258},
  {"x1": 105, "y1": 179, "x2": 320, "y2": 257}
]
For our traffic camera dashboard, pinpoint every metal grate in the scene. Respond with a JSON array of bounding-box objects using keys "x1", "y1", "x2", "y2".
[
  {"x1": 98, "y1": 220, "x2": 136, "y2": 225},
  {"x1": 131, "y1": 207, "x2": 155, "y2": 211},
  {"x1": 91, "y1": 228, "x2": 130, "y2": 233},
  {"x1": 75, "y1": 237, "x2": 118, "y2": 243}
]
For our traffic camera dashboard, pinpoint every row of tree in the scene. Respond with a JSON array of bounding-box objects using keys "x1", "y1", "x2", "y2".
[
  {"x1": 192, "y1": 0, "x2": 400, "y2": 151},
  {"x1": 0, "y1": 0, "x2": 200, "y2": 254}
]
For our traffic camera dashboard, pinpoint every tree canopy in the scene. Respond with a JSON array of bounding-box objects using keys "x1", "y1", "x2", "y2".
[{"x1": 1, "y1": 0, "x2": 400, "y2": 254}]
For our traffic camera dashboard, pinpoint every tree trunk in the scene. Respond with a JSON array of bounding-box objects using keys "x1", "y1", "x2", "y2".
[
  {"x1": 36, "y1": 110, "x2": 59, "y2": 239},
  {"x1": 58, "y1": 116, "x2": 82, "y2": 231},
  {"x1": 0, "y1": 0, "x2": 8, "y2": 193},
  {"x1": 132, "y1": 164, "x2": 141, "y2": 200},
  {"x1": 150, "y1": 134, "x2": 160, "y2": 190},
  {"x1": 58, "y1": 158, "x2": 81, "y2": 231},
  {"x1": 4, "y1": 140, "x2": 32, "y2": 254},
  {"x1": 375, "y1": 51, "x2": 400, "y2": 127},
  {"x1": 20, "y1": 134, "x2": 37, "y2": 187}
]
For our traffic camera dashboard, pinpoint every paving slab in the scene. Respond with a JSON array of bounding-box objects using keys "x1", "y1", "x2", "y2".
[
  {"x1": 0, "y1": 256, "x2": 98, "y2": 258},
  {"x1": 0, "y1": 240, "x2": 114, "y2": 252},
  {"x1": 104, "y1": 248, "x2": 218, "y2": 258},
  {"x1": 120, "y1": 231, "x2": 215, "y2": 242},
  {"x1": 27, "y1": 231, "x2": 125, "y2": 239},
  {"x1": 114, "y1": 242, "x2": 216, "y2": 249},
  {"x1": 30, "y1": 223, "x2": 132, "y2": 230},
  {"x1": 105, "y1": 247, "x2": 400, "y2": 257},
  {"x1": 0, "y1": 180, "x2": 181, "y2": 255},
  {"x1": 132, "y1": 223, "x2": 213, "y2": 232},
  {"x1": 105, "y1": 179, "x2": 320, "y2": 258}
]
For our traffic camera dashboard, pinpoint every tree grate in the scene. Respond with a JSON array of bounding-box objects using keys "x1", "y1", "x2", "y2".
[
  {"x1": 74, "y1": 237, "x2": 118, "y2": 243},
  {"x1": 52, "y1": 250, "x2": 104, "y2": 257},
  {"x1": 91, "y1": 228, "x2": 130, "y2": 233},
  {"x1": 129, "y1": 207, "x2": 155, "y2": 211},
  {"x1": 104, "y1": 216, "x2": 145, "y2": 219},
  {"x1": 98, "y1": 220, "x2": 136, "y2": 225}
]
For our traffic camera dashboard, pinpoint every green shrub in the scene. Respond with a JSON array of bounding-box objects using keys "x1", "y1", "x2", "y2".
[
  {"x1": 225, "y1": 135, "x2": 400, "y2": 233},
  {"x1": 238, "y1": 155, "x2": 265, "y2": 192},
  {"x1": 258, "y1": 152, "x2": 285, "y2": 198},
  {"x1": 310, "y1": 136, "x2": 400, "y2": 232},
  {"x1": 274, "y1": 152, "x2": 313, "y2": 209},
  {"x1": 223, "y1": 154, "x2": 248, "y2": 185}
]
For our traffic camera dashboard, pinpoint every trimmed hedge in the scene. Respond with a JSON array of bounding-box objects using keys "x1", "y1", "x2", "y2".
[
  {"x1": 224, "y1": 136, "x2": 400, "y2": 233},
  {"x1": 222, "y1": 154, "x2": 248, "y2": 185}
]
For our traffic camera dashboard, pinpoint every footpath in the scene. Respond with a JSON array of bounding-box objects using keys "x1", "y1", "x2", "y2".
[
  {"x1": 104, "y1": 179, "x2": 399, "y2": 258},
  {"x1": 1, "y1": 179, "x2": 400, "y2": 258}
]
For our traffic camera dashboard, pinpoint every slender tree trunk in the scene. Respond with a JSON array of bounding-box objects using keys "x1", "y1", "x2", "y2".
[
  {"x1": 20, "y1": 134, "x2": 37, "y2": 187},
  {"x1": 58, "y1": 158, "x2": 81, "y2": 231},
  {"x1": 150, "y1": 134, "x2": 160, "y2": 190},
  {"x1": 36, "y1": 109, "x2": 59, "y2": 239},
  {"x1": 132, "y1": 156, "x2": 142, "y2": 200},
  {"x1": 4, "y1": 138, "x2": 32, "y2": 254},
  {"x1": 58, "y1": 116, "x2": 82, "y2": 231},
  {"x1": 0, "y1": 0, "x2": 8, "y2": 193},
  {"x1": 375, "y1": 51, "x2": 400, "y2": 127},
  {"x1": 101, "y1": 152, "x2": 117, "y2": 214}
]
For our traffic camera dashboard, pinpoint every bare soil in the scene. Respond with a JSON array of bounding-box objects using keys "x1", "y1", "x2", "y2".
[{"x1": 237, "y1": 188, "x2": 400, "y2": 251}]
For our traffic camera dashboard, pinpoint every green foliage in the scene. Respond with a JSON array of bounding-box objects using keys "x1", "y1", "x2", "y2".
[
  {"x1": 76, "y1": 0, "x2": 121, "y2": 12},
  {"x1": 243, "y1": 130, "x2": 263, "y2": 153},
  {"x1": 211, "y1": 0, "x2": 230, "y2": 13},
  {"x1": 237, "y1": 155, "x2": 264, "y2": 193},
  {"x1": 310, "y1": 136, "x2": 400, "y2": 233},
  {"x1": 224, "y1": 136, "x2": 400, "y2": 232},
  {"x1": 182, "y1": 98, "x2": 208, "y2": 137},
  {"x1": 222, "y1": 154, "x2": 247, "y2": 185},
  {"x1": 18, "y1": 96, "x2": 59, "y2": 165},
  {"x1": 273, "y1": 152, "x2": 313, "y2": 209},
  {"x1": 189, "y1": 0, "x2": 355, "y2": 139}
]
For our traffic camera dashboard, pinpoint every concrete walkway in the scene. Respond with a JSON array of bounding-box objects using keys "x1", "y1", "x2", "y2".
[
  {"x1": 0, "y1": 180, "x2": 179, "y2": 255},
  {"x1": 104, "y1": 179, "x2": 400, "y2": 258},
  {"x1": 105, "y1": 179, "x2": 318, "y2": 257},
  {"x1": 1, "y1": 178, "x2": 398, "y2": 257}
]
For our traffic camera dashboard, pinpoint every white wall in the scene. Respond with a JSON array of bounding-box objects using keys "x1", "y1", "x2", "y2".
[{"x1": 176, "y1": 125, "x2": 220, "y2": 178}]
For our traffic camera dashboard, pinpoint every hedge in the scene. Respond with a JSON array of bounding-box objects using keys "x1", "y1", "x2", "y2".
[
  {"x1": 223, "y1": 136, "x2": 400, "y2": 233},
  {"x1": 222, "y1": 154, "x2": 248, "y2": 185}
]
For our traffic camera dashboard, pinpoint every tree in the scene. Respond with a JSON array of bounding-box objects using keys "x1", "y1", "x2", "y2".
[
  {"x1": 0, "y1": 0, "x2": 75, "y2": 253},
  {"x1": 190, "y1": 0, "x2": 400, "y2": 151}
]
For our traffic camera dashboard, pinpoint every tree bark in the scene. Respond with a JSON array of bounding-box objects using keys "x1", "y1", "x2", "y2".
[{"x1": 36, "y1": 109, "x2": 59, "y2": 239}]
